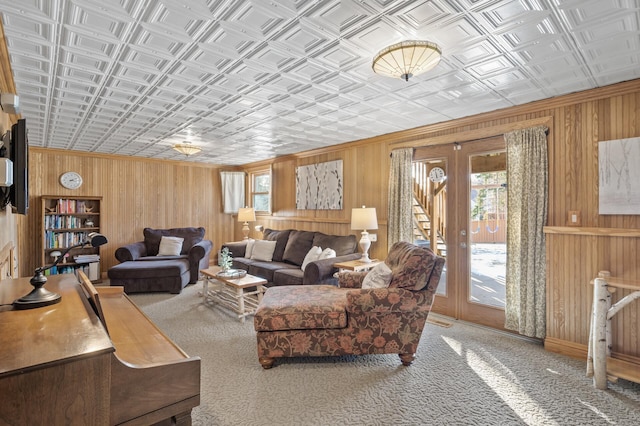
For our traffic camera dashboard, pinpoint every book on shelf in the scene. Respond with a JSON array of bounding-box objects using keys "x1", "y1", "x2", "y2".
[
  {"x1": 56, "y1": 199, "x2": 90, "y2": 214},
  {"x1": 74, "y1": 254, "x2": 100, "y2": 264},
  {"x1": 45, "y1": 231, "x2": 90, "y2": 249},
  {"x1": 43, "y1": 260, "x2": 100, "y2": 281},
  {"x1": 73, "y1": 261, "x2": 100, "y2": 281},
  {"x1": 45, "y1": 215, "x2": 85, "y2": 230}
]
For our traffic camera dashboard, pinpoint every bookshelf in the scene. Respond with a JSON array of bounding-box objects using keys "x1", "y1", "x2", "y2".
[{"x1": 41, "y1": 196, "x2": 102, "y2": 282}]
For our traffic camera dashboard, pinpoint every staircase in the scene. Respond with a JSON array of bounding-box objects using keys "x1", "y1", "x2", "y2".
[
  {"x1": 412, "y1": 161, "x2": 447, "y2": 257},
  {"x1": 413, "y1": 196, "x2": 446, "y2": 256}
]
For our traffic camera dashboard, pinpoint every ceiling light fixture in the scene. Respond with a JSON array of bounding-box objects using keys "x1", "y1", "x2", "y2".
[
  {"x1": 372, "y1": 40, "x2": 442, "y2": 82},
  {"x1": 172, "y1": 142, "x2": 201, "y2": 156}
]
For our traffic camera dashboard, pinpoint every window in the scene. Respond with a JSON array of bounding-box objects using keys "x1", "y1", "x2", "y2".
[{"x1": 251, "y1": 169, "x2": 271, "y2": 214}]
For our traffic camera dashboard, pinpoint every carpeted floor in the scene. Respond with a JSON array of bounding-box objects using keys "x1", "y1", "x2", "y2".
[{"x1": 130, "y1": 282, "x2": 640, "y2": 426}]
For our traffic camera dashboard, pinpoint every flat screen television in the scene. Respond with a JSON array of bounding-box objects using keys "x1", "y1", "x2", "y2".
[{"x1": 9, "y1": 118, "x2": 28, "y2": 215}]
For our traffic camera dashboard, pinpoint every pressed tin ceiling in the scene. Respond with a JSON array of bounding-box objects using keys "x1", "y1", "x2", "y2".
[{"x1": 1, "y1": 0, "x2": 639, "y2": 165}]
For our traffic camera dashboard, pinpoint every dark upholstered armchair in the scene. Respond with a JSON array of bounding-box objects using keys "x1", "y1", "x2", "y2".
[
  {"x1": 108, "y1": 227, "x2": 213, "y2": 293},
  {"x1": 253, "y1": 242, "x2": 445, "y2": 368}
]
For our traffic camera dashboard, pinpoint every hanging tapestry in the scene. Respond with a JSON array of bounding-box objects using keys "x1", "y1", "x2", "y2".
[{"x1": 295, "y1": 160, "x2": 343, "y2": 210}]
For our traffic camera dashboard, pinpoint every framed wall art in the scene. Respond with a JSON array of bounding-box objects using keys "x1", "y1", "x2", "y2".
[
  {"x1": 295, "y1": 160, "x2": 343, "y2": 210},
  {"x1": 598, "y1": 137, "x2": 640, "y2": 214}
]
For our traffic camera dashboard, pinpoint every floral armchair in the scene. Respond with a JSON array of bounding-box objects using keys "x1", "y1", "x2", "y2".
[{"x1": 253, "y1": 242, "x2": 445, "y2": 369}]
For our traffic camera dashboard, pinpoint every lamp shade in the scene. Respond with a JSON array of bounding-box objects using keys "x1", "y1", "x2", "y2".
[
  {"x1": 372, "y1": 40, "x2": 442, "y2": 82},
  {"x1": 351, "y1": 206, "x2": 378, "y2": 231},
  {"x1": 238, "y1": 207, "x2": 256, "y2": 222},
  {"x1": 172, "y1": 142, "x2": 201, "y2": 156}
]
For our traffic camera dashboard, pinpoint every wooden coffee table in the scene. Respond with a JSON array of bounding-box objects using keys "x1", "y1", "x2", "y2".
[{"x1": 200, "y1": 267, "x2": 267, "y2": 323}]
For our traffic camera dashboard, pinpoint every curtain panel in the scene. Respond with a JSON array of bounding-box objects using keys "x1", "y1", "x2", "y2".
[
  {"x1": 504, "y1": 125, "x2": 549, "y2": 339},
  {"x1": 220, "y1": 171, "x2": 246, "y2": 214},
  {"x1": 387, "y1": 148, "x2": 414, "y2": 249}
]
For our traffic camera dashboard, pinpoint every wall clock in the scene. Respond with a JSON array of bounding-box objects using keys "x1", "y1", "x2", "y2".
[
  {"x1": 59, "y1": 171, "x2": 83, "y2": 190},
  {"x1": 429, "y1": 167, "x2": 446, "y2": 183}
]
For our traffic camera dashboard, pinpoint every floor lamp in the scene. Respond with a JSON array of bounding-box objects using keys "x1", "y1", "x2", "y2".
[
  {"x1": 238, "y1": 207, "x2": 256, "y2": 240},
  {"x1": 351, "y1": 206, "x2": 378, "y2": 263}
]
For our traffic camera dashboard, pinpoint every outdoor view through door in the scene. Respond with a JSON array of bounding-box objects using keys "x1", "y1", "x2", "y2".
[
  {"x1": 469, "y1": 157, "x2": 506, "y2": 309},
  {"x1": 413, "y1": 137, "x2": 507, "y2": 330}
]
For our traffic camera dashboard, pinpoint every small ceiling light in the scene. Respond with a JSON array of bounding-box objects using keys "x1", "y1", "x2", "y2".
[
  {"x1": 172, "y1": 142, "x2": 201, "y2": 156},
  {"x1": 372, "y1": 40, "x2": 442, "y2": 82}
]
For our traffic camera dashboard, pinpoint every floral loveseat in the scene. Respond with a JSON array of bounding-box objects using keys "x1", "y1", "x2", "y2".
[
  {"x1": 253, "y1": 241, "x2": 445, "y2": 368},
  {"x1": 222, "y1": 228, "x2": 361, "y2": 287}
]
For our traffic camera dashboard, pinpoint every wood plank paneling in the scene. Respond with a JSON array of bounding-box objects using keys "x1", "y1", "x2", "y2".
[
  {"x1": 248, "y1": 146, "x2": 390, "y2": 259},
  {"x1": 11, "y1": 62, "x2": 640, "y2": 361},
  {"x1": 237, "y1": 79, "x2": 640, "y2": 361},
  {"x1": 19, "y1": 149, "x2": 238, "y2": 277},
  {"x1": 545, "y1": 231, "x2": 640, "y2": 360}
]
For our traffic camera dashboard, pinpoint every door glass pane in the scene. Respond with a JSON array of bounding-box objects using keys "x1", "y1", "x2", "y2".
[
  {"x1": 412, "y1": 160, "x2": 447, "y2": 295},
  {"x1": 469, "y1": 154, "x2": 506, "y2": 308}
]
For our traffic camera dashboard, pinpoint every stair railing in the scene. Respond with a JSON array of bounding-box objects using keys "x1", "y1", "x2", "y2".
[{"x1": 412, "y1": 162, "x2": 447, "y2": 255}]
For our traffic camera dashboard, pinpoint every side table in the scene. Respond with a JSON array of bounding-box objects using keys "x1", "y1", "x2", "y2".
[
  {"x1": 333, "y1": 259, "x2": 383, "y2": 272},
  {"x1": 200, "y1": 267, "x2": 267, "y2": 323}
]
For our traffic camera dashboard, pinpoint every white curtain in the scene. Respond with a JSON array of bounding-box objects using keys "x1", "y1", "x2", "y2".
[
  {"x1": 220, "y1": 172, "x2": 245, "y2": 214},
  {"x1": 387, "y1": 148, "x2": 414, "y2": 249},
  {"x1": 504, "y1": 126, "x2": 548, "y2": 339}
]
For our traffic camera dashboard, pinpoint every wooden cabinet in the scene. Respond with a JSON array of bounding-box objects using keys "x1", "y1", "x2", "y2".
[{"x1": 41, "y1": 196, "x2": 102, "y2": 281}]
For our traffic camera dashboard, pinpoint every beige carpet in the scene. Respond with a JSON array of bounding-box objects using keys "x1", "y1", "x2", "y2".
[{"x1": 130, "y1": 282, "x2": 640, "y2": 426}]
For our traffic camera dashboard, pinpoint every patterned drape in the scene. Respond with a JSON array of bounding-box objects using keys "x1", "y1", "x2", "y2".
[
  {"x1": 387, "y1": 148, "x2": 414, "y2": 249},
  {"x1": 504, "y1": 126, "x2": 548, "y2": 339}
]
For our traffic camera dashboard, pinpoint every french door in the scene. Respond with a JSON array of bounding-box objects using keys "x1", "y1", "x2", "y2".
[{"x1": 414, "y1": 137, "x2": 507, "y2": 330}]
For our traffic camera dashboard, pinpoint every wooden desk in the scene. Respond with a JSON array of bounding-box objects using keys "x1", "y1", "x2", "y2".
[
  {"x1": 0, "y1": 274, "x2": 201, "y2": 425},
  {"x1": 0, "y1": 274, "x2": 114, "y2": 424}
]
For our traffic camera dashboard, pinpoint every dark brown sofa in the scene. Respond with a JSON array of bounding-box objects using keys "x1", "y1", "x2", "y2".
[
  {"x1": 222, "y1": 229, "x2": 360, "y2": 287},
  {"x1": 108, "y1": 227, "x2": 213, "y2": 293}
]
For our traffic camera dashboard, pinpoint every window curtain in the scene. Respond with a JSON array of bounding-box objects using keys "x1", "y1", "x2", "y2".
[
  {"x1": 220, "y1": 171, "x2": 245, "y2": 214},
  {"x1": 504, "y1": 126, "x2": 548, "y2": 339},
  {"x1": 387, "y1": 148, "x2": 414, "y2": 249}
]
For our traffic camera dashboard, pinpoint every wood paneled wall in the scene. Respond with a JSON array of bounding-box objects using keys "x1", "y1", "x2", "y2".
[
  {"x1": 544, "y1": 228, "x2": 640, "y2": 360},
  {"x1": 245, "y1": 143, "x2": 390, "y2": 259},
  {"x1": 238, "y1": 79, "x2": 640, "y2": 360},
  {"x1": 19, "y1": 148, "x2": 239, "y2": 276},
  {"x1": 9, "y1": 17, "x2": 639, "y2": 357}
]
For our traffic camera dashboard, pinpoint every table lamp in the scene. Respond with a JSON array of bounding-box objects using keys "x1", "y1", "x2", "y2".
[
  {"x1": 14, "y1": 232, "x2": 108, "y2": 310},
  {"x1": 238, "y1": 207, "x2": 256, "y2": 240},
  {"x1": 351, "y1": 206, "x2": 378, "y2": 263}
]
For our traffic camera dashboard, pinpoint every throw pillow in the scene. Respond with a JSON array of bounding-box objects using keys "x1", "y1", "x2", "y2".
[
  {"x1": 318, "y1": 248, "x2": 336, "y2": 260},
  {"x1": 312, "y1": 233, "x2": 357, "y2": 256},
  {"x1": 361, "y1": 262, "x2": 393, "y2": 289},
  {"x1": 251, "y1": 240, "x2": 277, "y2": 262},
  {"x1": 157, "y1": 236, "x2": 184, "y2": 256},
  {"x1": 262, "y1": 229, "x2": 292, "y2": 262},
  {"x1": 283, "y1": 230, "x2": 315, "y2": 266},
  {"x1": 301, "y1": 246, "x2": 322, "y2": 271},
  {"x1": 245, "y1": 239, "x2": 256, "y2": 259}
]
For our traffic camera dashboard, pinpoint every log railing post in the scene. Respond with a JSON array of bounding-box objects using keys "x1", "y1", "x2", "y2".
[
  {"x1": 592, "y1": 272, "x2": 610, "y2": 390},
  {"x1": 588, "y1": 270, "x2": 640, "y2": 390}
]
